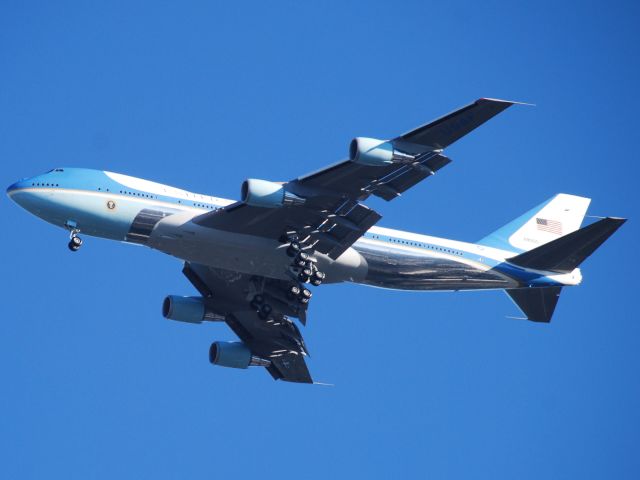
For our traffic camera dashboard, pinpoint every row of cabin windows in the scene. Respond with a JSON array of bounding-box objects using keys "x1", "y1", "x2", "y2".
[
  {"x1": 116, "y1": 189, "x2": 218, "y2": 209},
  {"x1": 119, "y1": 190, "x2": 156, "y2": 199},
  {"x1": 194, "y1": 203, "x2": 218, "y2": 209},
  {"x1": 369, "y1": 234, "x2": 464, "y2": 256},
  {"x1": 33, "y1": 182, "x2": 59, "y2": 187}
]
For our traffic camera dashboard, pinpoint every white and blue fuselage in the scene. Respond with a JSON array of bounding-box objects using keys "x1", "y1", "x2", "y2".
[{"x1": 6, "y1": 168, "x2": 581, "y2": 291}]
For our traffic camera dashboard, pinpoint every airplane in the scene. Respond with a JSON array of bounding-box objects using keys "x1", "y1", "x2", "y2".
[{"x1": 6, "y1": 98, "x2": 626, "y2": 384}]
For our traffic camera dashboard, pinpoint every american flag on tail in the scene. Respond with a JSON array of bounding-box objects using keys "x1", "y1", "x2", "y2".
[{"x1": 536, "y1": 217, "x2": 563, "y2": 235}]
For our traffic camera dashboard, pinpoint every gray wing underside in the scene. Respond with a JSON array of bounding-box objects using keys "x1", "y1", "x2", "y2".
[
  {"x1": 397, "y1": 97, "x2": 516, "y2": 149},
  {"x1": 195, "y1": 150, "x2": 448, "y2": 260},
  {"x1": 183, "y1": 262, "x2": 313, "y2": 383},
  {"x1": 194, "y1": 98, "x2": 515, "y2": 259}
]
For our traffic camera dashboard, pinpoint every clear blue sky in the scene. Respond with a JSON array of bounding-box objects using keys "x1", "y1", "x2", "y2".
[{"x1": 1, "y1": 1, "x2": 638, "y2": 478}]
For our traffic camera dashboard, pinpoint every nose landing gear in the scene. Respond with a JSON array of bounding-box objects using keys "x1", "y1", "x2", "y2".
[{"x1": 67, "y1": 228, "x2": 83, "y2": 252}]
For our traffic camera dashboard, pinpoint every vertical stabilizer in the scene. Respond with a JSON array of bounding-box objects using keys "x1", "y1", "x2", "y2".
[{"x1": 478, "y1": 194, "x2": 591, "y2": 253}]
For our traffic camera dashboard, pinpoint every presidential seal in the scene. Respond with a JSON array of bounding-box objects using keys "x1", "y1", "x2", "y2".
[{"x1": 106, "y1": 200, "x2": 116, "y2": 210}]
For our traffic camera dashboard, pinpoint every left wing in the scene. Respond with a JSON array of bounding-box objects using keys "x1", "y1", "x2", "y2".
[
  {"x1": 183, "y1": 262, "x2": 313, "y2": 383},
  {"x1": 195, "y1": 98, "x2": 516, "y2": 260}
]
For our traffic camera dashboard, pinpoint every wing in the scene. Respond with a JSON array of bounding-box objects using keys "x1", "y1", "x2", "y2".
[
  {"x1": 194, "y1": 98, "x2": 516, "y2": 259},
  {"x1": 183, "y1": 262, "x2": 313, "y2": 383}
]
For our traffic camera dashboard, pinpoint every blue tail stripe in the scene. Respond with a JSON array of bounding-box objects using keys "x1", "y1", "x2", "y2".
[{"x1": 477, "y1": 196, "x2": 556, "y2": 252}]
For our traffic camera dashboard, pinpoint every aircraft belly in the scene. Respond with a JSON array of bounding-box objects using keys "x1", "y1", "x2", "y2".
[
  {"x1": 146, "y1": 213, "x2": 368, "y2": 283},
  {"x1": 354, "y1": 241, "x2": 518, "y2": 291}
]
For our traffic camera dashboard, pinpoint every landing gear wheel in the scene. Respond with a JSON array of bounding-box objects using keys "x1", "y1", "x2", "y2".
[
  {"x1": 299, "y1": 288, "x2": 312, "y2": 304},
  {"x1": 68, "y1": 236, "x2": 82, "y2": 252},
  {"x1": 286, "y1": 242, "x2": 301, "y2": 257},
  {"x1": 258, "y1": 303, "x2": 273, "y2": 319},
  {"x1": 250, "y1": 294, "x2": 264, "y2": 310},
  {"x1": 288, "y1": 285, "x2": 301, "y2": 299},
  {"x1": 298, "y1": 272, "x2": 310, "y2": 283},
  {"x1": 293, "y1": 251, "x2": 310, "y2": 268}
]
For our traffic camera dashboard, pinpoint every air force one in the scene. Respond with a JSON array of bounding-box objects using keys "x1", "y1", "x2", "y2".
[{"x1": 7, "y1": 98, "x2": 626, "y2": 383}]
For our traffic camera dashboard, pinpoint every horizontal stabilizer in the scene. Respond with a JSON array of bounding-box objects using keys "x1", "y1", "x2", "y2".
[
  {"x1": 506, "y1": 287, "x2": 562, "y2": 323},
  {"x1": 508, "y1": 217, "x2": 626, "y2": 273}
]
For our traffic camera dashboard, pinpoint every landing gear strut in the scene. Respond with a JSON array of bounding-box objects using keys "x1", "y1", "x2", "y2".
[{"x1": 68, "y1": 228, "x2": 83, "y2": 252}]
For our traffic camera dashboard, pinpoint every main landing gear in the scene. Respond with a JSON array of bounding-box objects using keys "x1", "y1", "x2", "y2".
[
  {"x1": 248, "y1": 231, "x2": 327, "y2": 323},
  {"x1": 284, "y1": 235, "x2": 326, "y2": 287},
  {"x1": 67, "y1": 229, "x2": 83, "y2": 252}
]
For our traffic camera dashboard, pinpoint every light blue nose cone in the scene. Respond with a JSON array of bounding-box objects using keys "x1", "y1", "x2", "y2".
[
  {"x1": 6, "y1": 180, "x2": 25, "y2": 195},
  {"x1": 6, "y1": 178, "x2": 42, "y2": 212}
]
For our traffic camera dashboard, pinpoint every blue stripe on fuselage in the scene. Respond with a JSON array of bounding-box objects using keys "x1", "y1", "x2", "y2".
[{"x1": 8, "y1": 168, "x2": 565, "y2": 288}]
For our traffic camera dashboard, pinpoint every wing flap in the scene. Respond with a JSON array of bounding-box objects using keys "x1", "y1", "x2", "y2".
[{"x1": 370, "y1": 152, "x2": 451, "y2": 201}]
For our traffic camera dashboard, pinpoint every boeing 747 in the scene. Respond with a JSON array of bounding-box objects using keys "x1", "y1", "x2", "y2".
[{"x1": 7, "y1": 98, "x2": 625, "y2": 383}]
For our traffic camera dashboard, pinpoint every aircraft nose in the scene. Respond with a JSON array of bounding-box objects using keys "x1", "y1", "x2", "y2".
[
  {"x1": 7, "y1": 179, "x2": 29, "y2": 196},
  {"x1": 6, "y1": 178, "x2": 37, "y2": 209}
]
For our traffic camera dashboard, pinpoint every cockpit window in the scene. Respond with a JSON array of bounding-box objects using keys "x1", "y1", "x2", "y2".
[{"x1": 54, "y1": 168, "x2": 64, "y2": 172}]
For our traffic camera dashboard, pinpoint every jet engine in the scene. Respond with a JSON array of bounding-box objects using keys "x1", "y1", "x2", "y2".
[
  {"x1": 162, "y1": 295, "x2": 223, "y2": 324},
  {"x1": 241, "y1": 179, "x2": 305, "y2": 208},
  {"x1": 349, "y1": 137, "x2": 415, "y2": 166},
  {"x1": 209, "y1": 341, "x2": 271, "y2": 369}
]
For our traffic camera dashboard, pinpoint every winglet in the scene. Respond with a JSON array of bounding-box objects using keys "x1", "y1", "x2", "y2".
[{"x1": 480, "y1": 97, "x2": 536, "y2": 107}]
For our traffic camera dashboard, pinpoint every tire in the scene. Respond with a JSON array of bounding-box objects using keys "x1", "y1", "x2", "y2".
[
  {"x1": 250, "y1": 294, "x2": 264, "y2": 310},
  {"x1": 288, "y1": 285, "x2": 301, "y2": 298},
  {"x1": 298, "y1": 273, "x2": 310, "y2": 283},
  {"x1": 252, "y1": 294, "x2": 264, "y2": 304},
  {"x1": 311, "y1": 278, "x2": 322, "y2": 286},
  {"x1": 314, "y1": 271, "x2": 326, "y2": 280},
  {"x1": 261, "y1": 304, "x2": 273, "y2": 316},
  {"x1": 301, "y1": 288, "x2": 312, "y2": 299},
  {"x1": 68, "y1": 241, "x2": 79, "y2": 252}
]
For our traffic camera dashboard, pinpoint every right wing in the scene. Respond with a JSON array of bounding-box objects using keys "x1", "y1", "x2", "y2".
[{"x1": 183, "y1": 262, "x2": 313, "y2": 383}]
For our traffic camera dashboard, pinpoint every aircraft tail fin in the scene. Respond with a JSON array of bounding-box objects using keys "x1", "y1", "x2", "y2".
[
  {"x1": 507, "y1": 217, "x2": 626, "y2": 274},
  {"x1": 505, "y1": 287, "x2": 563, "y2": 323},
  {"x1": 478, "y1": 194, "x2": 591, "y2": 253}
]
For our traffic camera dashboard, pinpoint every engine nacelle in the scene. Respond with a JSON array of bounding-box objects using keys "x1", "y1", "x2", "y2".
[
  {"x1": 349, "y1": 137, "x2": 415, "y2": 166},
  {"x1": 162, "y1": 295, "x2": 223, "y2": 324},
  {"x1": 209, "y1": 341, "x2": 271, "y2": 369},
  {"x1": 241, "y1": 179, "x2": 305, "y2": 208}
]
